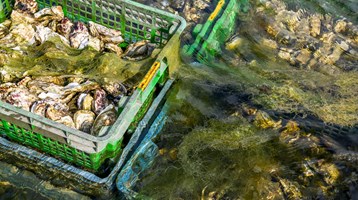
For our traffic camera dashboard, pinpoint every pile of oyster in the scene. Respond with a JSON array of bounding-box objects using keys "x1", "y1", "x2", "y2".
[
  {"x1": 254, "y1": 0, "x2": 358, "y2": 72},
  {"x1": 0, "y1": 0, "x2": 156, "y2": 60},
  {"x1": 0, "y1": 75, "x2": 128, "y2": 136}
]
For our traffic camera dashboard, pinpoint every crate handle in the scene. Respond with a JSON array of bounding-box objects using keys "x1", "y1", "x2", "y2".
[
  {"x1": 209, "y1": 0, "x2": 225, "y2": 21},
  {"x1": 138, "y1": 61, "x2": 160, "y2": 91}
]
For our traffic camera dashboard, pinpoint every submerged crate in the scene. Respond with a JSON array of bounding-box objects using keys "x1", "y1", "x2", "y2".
[
  {"x1": 0, "y1": 0, "x2": 185, "y2": 170},
  {"x1": 182, "y1": 0, "x2": 249, "y2": 63}
]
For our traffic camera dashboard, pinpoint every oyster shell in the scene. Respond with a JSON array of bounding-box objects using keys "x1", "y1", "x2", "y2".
[
  {"x1": 309, "y1": 14, "x2": 322, "y2": 37},
  {"x1": 16, "y1": 76, "x2": 32, "y2": 87},
  {"x1": 0, "y1": 20, "x2": 11, "y2": 39},
  {"x1": 56, "y1": 18, "x2": 74, "y2": 39},
  {"x1": 38, "y1": 91, "x2": 62, "y2": 100},
  {"x1": 225, "y1": 34, "x2": 244, "y2": 50},
  {"x1": 254, "y1": 111, "x2": 282, "y2": 129},
  {"x1": 33, "y1": 76, "x2": 65, "y2": 86},
  {"x1": 74, "y1": 110, "x2": 95, "y2": 133},
  {"x1": 91, "y1": 104, "x2": 117, "y2": 136},
  {"x1": 27, "y1": 80, "x2": 51, "y2": 94},
  {"x1": 92, "y1": 89, "x2": 108, "y2": 115},
  {"x1": 56, "y1": 115, "x2": 75, "y2": 129},
  {"x1": 14, "y1": 0, "x2": 38, "y2": 14},
  {"x1": 88, "y1": 21, "x2": 123, "y2": 44},
  {"x1": 45, "y1": 102, "x2": 69, "y2": 121},
  {"x1": 0, "y1": 83, "x2": 17, "y2": 100},
  {"x1": 69, "y1": 21, "x2": 89, "y2": 49},
  {"x1": 5, "y1": 88, "x2": 38, "y2": 111},
  {"x1": 35, "y1": 25, "x2": 69, "y2": 45},
  {"x1": 334, "y1": 19, "x2": 347, "y2": 33},
  {"x1": 104, "y1": 43, "x2": 123, "y2": 56},
  {"x1": 88, "y1": 35, "x2": 103, "y2": 51},
  {"x1": 34, "y1": 6, "x2": 64, "y2": 26},
  {"x1": 66, "y1": 77, "x2": 85, "y2": 84},
  {"x1": 122, "y1": 40, "x2": 156, "y2": 61},
  {"x1": 30, "y1": 99, "x2": 54, "y2": 116},
  {"x1": 10, "y1": 10, "x2": 36, "y2": 25},
  {"x1": 77, "y1": 93, "x2": 93, "y2": 110},
  {"x1": 0, "y1": 23, "x2": 37, "y2": 47},
  {"x1": 102, "y1": 81, "x2": 127, "y2": 97},
  {"x1": 63, "y1": 80, "x2": 100, "y2": 95}
]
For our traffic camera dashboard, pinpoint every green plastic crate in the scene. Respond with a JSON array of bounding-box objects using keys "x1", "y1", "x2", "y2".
[
  {"x1": 0, "y1": 0, "x2": 12, "y2": 22},
  {"x1": 0, "y1": 0, "x2": 186, "y2": 170},
  {"x1": 182, "y1": 0, "x2": 249, "y2": 63}
]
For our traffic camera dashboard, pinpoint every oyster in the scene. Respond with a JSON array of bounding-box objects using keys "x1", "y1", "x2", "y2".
[
  {"x1": 5, "y1": 88, "x2": 38, "y2": 111},
  {"x1": 63, "y1": 80, "x2": 100, "y2": 95},
  {"x1": 10, "y1": 10, "x2": 36, "y2": 25},
  {"x1": 35, "y1": 25, "x2": 69, "y2": 45},
  {"x1": 334, "y1": 19, "x2": 347, "y2": 33},
  {"x1": 16, "y1": 76, "x2": 32, "y2": 87},
  {"x1": 56, "y1": 115, "x2": 75, "y2": 128},
  {"x1": 91, "y1": 104, "x2": 117, "y2": 136},
  {"x1": 0, "y1": 20, "x2": 11, "y2": 39},
  {"x1": 33, "y1": 76, "x2": 65, "y2": 86},
  {"x1": 88, "y1": 35, "x2": 103, "y2": 51},
  {"x1": 26, "y1": 79, "x2": 58, "y2": 95},
  {"x1": 41, "y1": 82, "x2": 64, "y2": 95},
  {"x1": 104, "y1": 43, "x2": 123, "y2": 56},
  {"x1": 14, "y1": 0, "x2": 38, "y2": 14},
  {"x1": 310, "y1": 14, "x2": 322, "y2": 37},
  {"x1": 0, "y1": 23, "x2": 37, "y2": 47},
  {"x1": 88, "y1": 21, "x2": 123, "y2": 44},
  {"x1": 0, "y1": 83, "x2": 17, "y2": 99},
  {"x1": 102, "y1": 81, "x2": 127, "y2": 97},
  {"x1": 74, "y1": 110, "x2": 95, "y2": 133},
  {"x1": 122, "y1": 40, "x2": 156, "y2": 61},
  {"x1": 27, "y1": 80, "x2": 48, "y2": 94},
  {"x1": 34, "y1": 6, "x2": 64, "y2": 26},
  {"x1": 56, "y1": 18, "x2": 74, "y2": 39},
  {"x1": 66, "y1": 93, "x2": 79, "y2": 112},
  {"x1": 77, "y1": 93, "x2": 93, "y2": 110},
  {"x1": 30, "y1": 99, "x2": 53, "y2": 116},
  {"x1": 45, "y1": 102, "x2": 69, "y2": 121},
  {"x1": 225, "y1": 34, "x2": 244, "y2": 50},
  {"x1": 69, "y1": 21, "x2": 89, "y2": 49},
  {"x1": 276, "y1": 177, "x2": 302, "y2": 199},
  {"x1": 59, "y1": 92, "x2": 77, "y2": 104},
  {"x1": 38, "y1": 91, "x2": 62, "y2": 100},
  {"x1": 92, "y1": 89, "x2": 108, "y2": 115},
  {"x1": 66, "y1": 77, "x2": 85, "y2": 84},
  {"x1": 254, "y1": 111, "x2": 282, "y2": 129}
]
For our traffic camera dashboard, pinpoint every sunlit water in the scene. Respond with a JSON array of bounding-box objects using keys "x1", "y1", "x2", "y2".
[{"x1": 1, "y1": 0, "x2": 358, "y2": 199}]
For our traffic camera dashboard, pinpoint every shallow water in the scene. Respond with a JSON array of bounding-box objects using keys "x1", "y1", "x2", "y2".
[{"x1": 1, "y1": 0, "x2": 358, "y2": 199}]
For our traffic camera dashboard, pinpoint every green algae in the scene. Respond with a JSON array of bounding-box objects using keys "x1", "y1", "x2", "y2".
[{"x1": 0, "y1": 36, "x2": 159, "y2": 85}]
